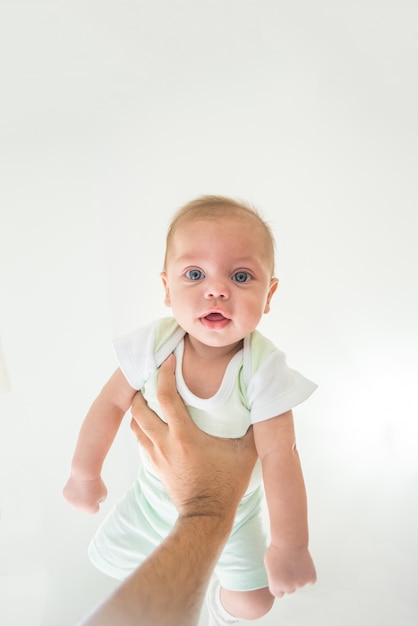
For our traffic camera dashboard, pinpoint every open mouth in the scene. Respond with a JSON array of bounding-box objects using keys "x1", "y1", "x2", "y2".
[
  {"x1": 204, "y1": 312, "x2": 227, "y2": 322},
  {"x1": 200, "y1": 311, "x2": 230, "y2": 329}
]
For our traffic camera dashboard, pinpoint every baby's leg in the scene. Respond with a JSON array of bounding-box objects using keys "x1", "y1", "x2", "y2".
[{"x1": 207, "y1": 578, "x2": 274, "y2": 624}]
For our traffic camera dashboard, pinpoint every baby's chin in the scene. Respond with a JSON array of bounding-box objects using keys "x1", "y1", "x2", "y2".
[{"x1": 188, "y1": 327, "x2": 245, "y2": 352}]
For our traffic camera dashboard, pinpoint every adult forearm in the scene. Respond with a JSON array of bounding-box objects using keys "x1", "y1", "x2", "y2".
[
  {"x1": 77, "y1": 514, "x2": 234, "y2": 626},
  {"x1": 75, "y1": 358, "x2": 258, "y2": 623}
]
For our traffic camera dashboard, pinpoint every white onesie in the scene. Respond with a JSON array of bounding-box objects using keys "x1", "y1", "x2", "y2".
[{"x1": 88, "y1": 317, "x2": 317, "y2": 591}]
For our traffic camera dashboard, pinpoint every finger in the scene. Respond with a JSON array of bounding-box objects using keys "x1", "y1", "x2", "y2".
[
  {"x1": 155, "y1": 353, "x2": 177, "y2": 398},
  {"x1": 131, "y1": 389, "x2": 148, "y2": 415},
  {"x1": 157, "y1": 355, "x2": 194, "y2": 433},
  {"x1": 130, "y1": 414, "x2": 145, "y2": 440},
  {"x1": 130, "y1": 417, "x2": 152, "y2": 451},
  {"x1": 131, "y1": 390, "x2": 166, "y2": 441}
]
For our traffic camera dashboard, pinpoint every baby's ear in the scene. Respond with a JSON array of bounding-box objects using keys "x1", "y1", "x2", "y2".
[
  {"x1": 160, "y1": 272, "x2": 171, "y2": 307},
  {"x1": 264, "y1": 278, "x2": 279, "y2": 314}
]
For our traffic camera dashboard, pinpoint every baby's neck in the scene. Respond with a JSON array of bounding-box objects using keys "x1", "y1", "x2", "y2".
[
  {"x1": 181, "y1": 335, "x2": 243, "y2": 399},
  {"x1": 184, "y1": 334, "x2": 243, "y2": 361}
]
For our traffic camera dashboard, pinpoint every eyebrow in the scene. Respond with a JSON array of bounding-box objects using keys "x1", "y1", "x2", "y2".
[{"x1": 173, "y1": 254, "x2": 260, "y2": 266}]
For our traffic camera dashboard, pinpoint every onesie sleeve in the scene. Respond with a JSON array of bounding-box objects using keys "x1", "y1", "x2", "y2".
[
  {"x1": 247, "y1": 349, "x2": 317, "y2": 424},
  {"x1": 113, "y1": 320, "x2": 160, "y2": 390},
  {"x1": 112, "y1": 317, "x2": 184, "y2": 390}
]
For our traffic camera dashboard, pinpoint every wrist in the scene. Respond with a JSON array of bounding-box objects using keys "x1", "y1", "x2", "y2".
[
  {"x1": 172, "y1": 483, "x2": 242, "y2": 526},
  {"x1": 179, "y1": 510, "x2": 235, "y2": 534},
  {"x1": 270, "y1": 527, "x2": 309, "y2": 551},
  {"x1": 70, "y1": 466, "x2": 102, "y2": 482},
  {"x1": 269, "y1": 540, "x2": 309, "y2": 554},
  {"x1": 175, "y1": 514, "x2": 234, "y2": 560}
]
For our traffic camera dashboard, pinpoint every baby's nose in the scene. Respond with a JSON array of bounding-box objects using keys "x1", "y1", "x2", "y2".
[{"x1": 204, "y1": 279, "x2": 230, "y2": 299}]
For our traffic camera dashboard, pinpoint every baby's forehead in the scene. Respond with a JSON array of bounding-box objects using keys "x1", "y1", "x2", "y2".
[
  {"x1": 172, "y1": 215, "x2": 266, "y2": 248},
  {"x1": 168, "y1": 215, "x2": 275, "y2": 270},
  {"x1": 163, "y1": 202, "x2": 276, "y2": 273},
  {"x1": 174, "y1": 212, "x2": 264, "y2": 234}
]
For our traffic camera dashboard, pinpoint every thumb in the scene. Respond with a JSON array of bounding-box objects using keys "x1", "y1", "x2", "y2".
[
  {"x1": 156, "y1": 354, "x2": 178, "y2": 407},
  {"x1": 156, "y1": 354, "x2": 193, "y2": 432}
]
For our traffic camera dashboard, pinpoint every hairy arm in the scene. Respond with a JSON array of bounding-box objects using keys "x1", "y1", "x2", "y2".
[
  {"x1": 63, "y1": 368, "x2": 136, "y2": 513},
  {"x1": 253, "y1": 411, "x2": 316, "y2": 597},
  {"x1": 77, "y1": 514, "x2": 235, "y2": 626},
  {"x1": 76, "y1": 355, "x2": 257, "y2": 626}
]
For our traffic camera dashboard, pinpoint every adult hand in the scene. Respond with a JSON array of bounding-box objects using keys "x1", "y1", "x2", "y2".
[
  {"x1": 76, "y1": 355, "x2": 257, "y2": 626},
  {"x1": 130, "y1": 353, "x2": 257, "y2": 522}
]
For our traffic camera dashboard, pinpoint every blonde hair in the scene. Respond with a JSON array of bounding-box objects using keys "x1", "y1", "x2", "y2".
[{"x1": 163, "y1": 195, "x2": 276, "y2": 273}]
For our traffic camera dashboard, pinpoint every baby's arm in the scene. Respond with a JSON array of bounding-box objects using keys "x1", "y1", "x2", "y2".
[
  {"x1": 63, "y1": 368, "x2": 136, "y2": 514},
  {"x1": 253, "y1": 411, "x2": 317, "y2": 597}
]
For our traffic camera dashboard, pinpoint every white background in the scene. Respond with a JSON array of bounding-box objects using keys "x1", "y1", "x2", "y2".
[{"x1": 1, "y1": 1, "x2": 417, "y2": 625}]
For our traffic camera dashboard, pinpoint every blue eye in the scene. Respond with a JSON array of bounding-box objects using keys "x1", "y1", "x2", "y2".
[
  {"x1": 232, "y1": 271, "x2": 251, "y2": 283},
  {"x1": 185, "y1": 269, "x2": 205, "y2": 281}
]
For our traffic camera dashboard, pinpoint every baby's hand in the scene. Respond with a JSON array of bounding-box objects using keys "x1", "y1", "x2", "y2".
[
  {"x1": 62, "y1": 475, "x2": 107, "y2": 514},
  {"x1": 264, "y1": 543, "x2": 317, "y2": 598}
]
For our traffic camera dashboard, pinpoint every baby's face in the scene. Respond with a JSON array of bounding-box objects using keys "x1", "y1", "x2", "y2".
[{"x1": 161, "y1": 216, "x2": 278, "y2": 350}]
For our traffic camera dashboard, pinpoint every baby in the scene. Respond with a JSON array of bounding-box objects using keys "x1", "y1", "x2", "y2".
[{"x1": 63, "y1": 195, "x2": 317, "y2": 625}]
